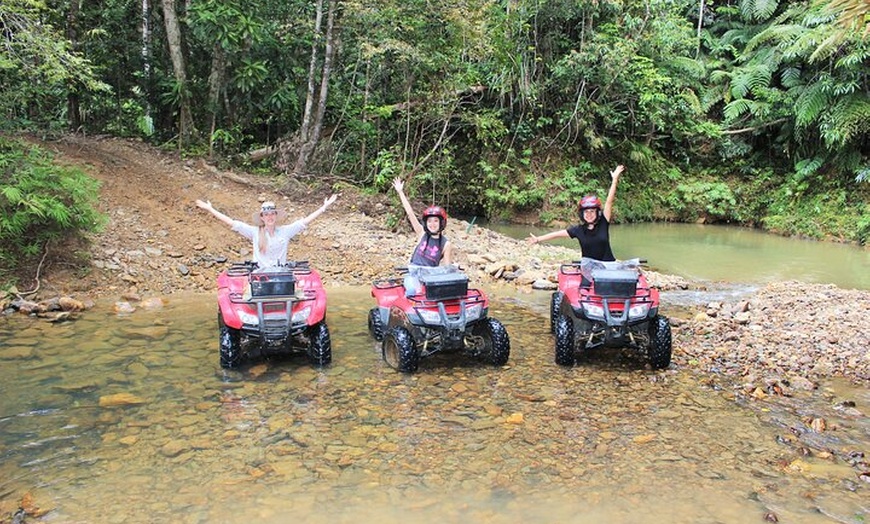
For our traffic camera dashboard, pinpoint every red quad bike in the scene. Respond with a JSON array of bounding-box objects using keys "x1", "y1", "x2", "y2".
[
  {"x1": 367, "y1": 267, "x2": 510, "y2": 373},
  {"x1": 216, "y1": 261, "x2": 331, "y2": 369},
  {"x1": 550, "y1": 257, "x2": 672, "y2": 369}
]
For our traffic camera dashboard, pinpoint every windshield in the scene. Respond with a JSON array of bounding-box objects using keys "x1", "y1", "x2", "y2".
[{"x1": 579, "y1": 257, "x2": 642, "y2": 272}]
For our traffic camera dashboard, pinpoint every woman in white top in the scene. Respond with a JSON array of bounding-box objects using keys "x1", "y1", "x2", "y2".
[{"x1": 195, "y1": 195, "x2": 337, "y2": 267}]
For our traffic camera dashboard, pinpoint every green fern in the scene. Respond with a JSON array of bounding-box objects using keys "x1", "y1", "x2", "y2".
[
  {"x1": 795, "y1": 157, "x2": 824, "y2": 177},
  {"x1": 701, "y1": 83, "x2": 730, "y2": 112},
  {"x1": 834, "y1": 44, "x2": 870, "y2": 69},
  {"x1": 821, "y1": 95, "x2": 870, "y2": 147},
  {"x1": 665, "y1": 57, "x2": 707, "y2": 79},
  {"x1": 723, "y1": 98, "x2": 754, "y2": 121},
  {"x1": 680, "y1": 89, "x2": 703, "y2": 114},
  {"x1": 0, "y1": 137, "x2": 106, "y2": 276},
  {"x1": 746, "y1": 23, "x2": 803, "y2": 54},
  {"x1": 780, "y1": 67, "x2": 803, "y2": 88},
  {"x1": 730, "y1": 64, "x2": 773, "y2": 98},
  {"x1": 794, "y1": 81, "x2": 830, "y2": 128},
  {"x1": 741, "y1": 0, "x2": 781, "y2": 22}
]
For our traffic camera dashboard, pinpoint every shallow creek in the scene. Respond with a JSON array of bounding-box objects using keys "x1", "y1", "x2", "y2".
[{"x1": 1, "y1": 288, "x2": 867, "y2": 523}]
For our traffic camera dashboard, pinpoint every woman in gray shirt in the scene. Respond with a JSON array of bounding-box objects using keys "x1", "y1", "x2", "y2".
[{"x1": 195, "y1": 195, "x2": 337, "y2": 267}]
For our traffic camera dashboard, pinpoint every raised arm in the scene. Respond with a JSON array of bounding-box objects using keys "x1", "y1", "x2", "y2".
[
  {"x1": 441, "y1": 241, "x2": 454, "y2": 265},
  {"x1": 526, "y1": 229, "x2": 570, "y2": 245},
  {"x1": 195, "y1": 199, "x2": 235, "y2": 227},
  {"x1": 393, "y1": 177, "x2": 423, "y2": 237},
  {"x1": 603, "y1": 164, "x2": 625, "y2": 222},
  {"x1": 301, "y1": 194, "x2": 338, "y2": 226}
]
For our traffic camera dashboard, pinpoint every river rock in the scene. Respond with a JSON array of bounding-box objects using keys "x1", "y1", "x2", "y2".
[
  {"x1": 140, "y1": 297, "x2": 166, "y2": 310},
  {"x1": 114, "y1": 301, "x2": 136, "y2": 314},
  {"x1": 531, "y1": 279, "x2": 557, "y2": 290},
  {"x1": 99, "y1": 392, "x2": 147, "y2": 407},
  {"x1": 160, "y1": 439, "x2": 190, "y2": 457}
]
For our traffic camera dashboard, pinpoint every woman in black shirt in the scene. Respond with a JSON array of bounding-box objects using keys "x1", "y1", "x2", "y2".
[{"x1": 526, "y1": 164, "x2": 625, "y2": 261}]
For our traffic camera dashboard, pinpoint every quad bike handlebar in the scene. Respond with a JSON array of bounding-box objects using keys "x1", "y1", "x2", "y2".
[
  {"x1": 226, "y1": 260, "x2": 311, "y2": 276},
  {"x1": 393, "y1": 263, "x2": 464, "y2": 274}
]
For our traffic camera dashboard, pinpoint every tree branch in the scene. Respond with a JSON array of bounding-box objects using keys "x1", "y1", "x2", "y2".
[
  {"x1": 18, "y1": 244, "x2": 49, "y2": 298},
  {"x1": 721, "y1": 118, "x2": 789, "y2": 135}
]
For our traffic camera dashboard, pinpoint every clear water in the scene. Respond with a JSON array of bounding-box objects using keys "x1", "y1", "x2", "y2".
[{"x1": 1, "y1": 290, "x2": 867, "y2": 523}]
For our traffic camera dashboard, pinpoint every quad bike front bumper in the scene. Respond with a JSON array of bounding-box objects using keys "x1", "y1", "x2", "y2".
[{"x1": 568, "y1": 298, "x2": 659, "y2": 349}]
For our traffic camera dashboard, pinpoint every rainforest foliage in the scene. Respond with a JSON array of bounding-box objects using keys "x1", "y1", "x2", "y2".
[
  {"x1": 1, "y1": 0, "x2": 868, "y2": 249},
  {"x1": 0, "y1": 136, "x2": 105, "y2": 277}
]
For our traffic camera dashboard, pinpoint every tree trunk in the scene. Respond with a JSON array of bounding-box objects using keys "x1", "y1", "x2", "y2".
[
  {"x1": 141, "y1": 0, "x2": 152, "y2": 126},
  {"x1": 695, "y1": 0, "x2": 705, "y2": 59},
  {"x1": 361, "y1": 58, "x2": 370, "y2": 175},
  {"x1": 161, "y1": 0, "x2": 194, "y2": 149},
  {"x1": 65, "y1": 0, "x2": 81, "y2": 131},
  {"x1": 207, "y1": 46, "x2": 227, "y2": 159},
  {"x1": 298, "y1": 0, "x2": 325, "y2": 145},
  {"x1": 292, "y1": 0, "x2": 338, "y2": 177}
]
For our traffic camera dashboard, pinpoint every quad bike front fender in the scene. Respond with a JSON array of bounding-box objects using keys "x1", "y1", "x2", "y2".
[
  {"x1": 386, "y1": 306, "x2": 411, "y2": 331},
  {"x1": 304, "y1": 288, "x2": 328, "y2": 326},
  {"x1": 371, "y1": 282, "x2": 404, "y2": 310},
  {"x1": 217, "y1": 288, "x2": 243, "y2": 329}
]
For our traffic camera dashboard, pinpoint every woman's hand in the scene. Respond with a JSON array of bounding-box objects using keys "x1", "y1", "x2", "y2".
[
  {"x1": 323, "y1": 194, "x2": 338, "y2": 208},
  {"x1": 526, "y1": 233, "x2": 538, "y2": 245},
  {"x1": 611, "y1": 165, "x2": 625, "y2": 182},
  {"x1": 393, "y1": 177, "x2": 404, "y2": 193},
  {"x1": 195, "y1": 199, "x2": 212, "y2": 211}
]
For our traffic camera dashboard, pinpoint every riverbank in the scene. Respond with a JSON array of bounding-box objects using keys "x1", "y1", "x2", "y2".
[{"x1": 3, "y1": 135, "x2": 869, "y2": 386}]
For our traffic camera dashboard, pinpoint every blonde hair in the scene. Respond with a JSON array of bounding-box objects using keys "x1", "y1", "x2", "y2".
[{"x1": 258, "y1": 224, "x2": 268, "y2": 255}]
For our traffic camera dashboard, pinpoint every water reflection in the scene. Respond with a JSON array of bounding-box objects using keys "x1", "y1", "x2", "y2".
[
  {"x1": 0, "y1": 290, "x2": 867, "y2": 523},
  {"x1": 485, "y1": 221, "x2": 870, "y2": 290}
]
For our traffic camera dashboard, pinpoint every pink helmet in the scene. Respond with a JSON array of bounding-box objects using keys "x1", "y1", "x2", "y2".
[{"x1": 422, "y1": 205, "x2": 447, "y2": 233}]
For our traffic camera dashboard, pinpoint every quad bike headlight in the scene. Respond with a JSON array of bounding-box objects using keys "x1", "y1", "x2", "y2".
[
  {"x1": 292, "y1": 306, "x2": 311, "y2": 324},
  {"x1": 582, "y1": 303, "x2": 605, "y2": 319},
  {"x1": 238, "y1": 310, "x2": 259, "y2": 325},
  {"x1": 465, "y1": 304, "x2": 483, "y2": 322},
  {"x1": 628, "y1": 303, "x2": 651, "y2": 320},
  {"x1": 418, "y1": 309, "x2": 442, "y2": 324}
]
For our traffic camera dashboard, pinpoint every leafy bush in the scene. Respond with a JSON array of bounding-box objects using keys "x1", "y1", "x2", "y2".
[
  {"x1": 478, "y1": 150, "x2": 546, "y2": 219},
  {"x1": 0, "y1": 136, "x2": 106, "y2": 278},
  {"x1": 666, "y1": 180, "x2": 737, "y2": 221},
  {"x1": 762, "y1": 186, "x2": 868, "y2": 243}
]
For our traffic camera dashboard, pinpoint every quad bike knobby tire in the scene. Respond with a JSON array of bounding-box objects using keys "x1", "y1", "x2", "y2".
[
  {"x1": 368, "y1": 308, "x2": 385, "y2": 341},
  {"x1": 307, "y1": 321, "x2": 332, "y2": 366},
  {"x1": 473, "y1": 318, "x2": 511, "y2": 366},
  {"x1": 383, "y1": 326, "x2": 419, "y2": 373},
  {"x1": 549, "y1": 292, "x2": 563, "y2": 334},
  {"x1": 554, "y1": 314, "x2": 575, "y2": 366},
  {"x1": 647, "y1": 315, "x2": 672, "y2": 370},
  {"x1": 219, "y1": 313, "x2": 242, "y2": 369}
]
